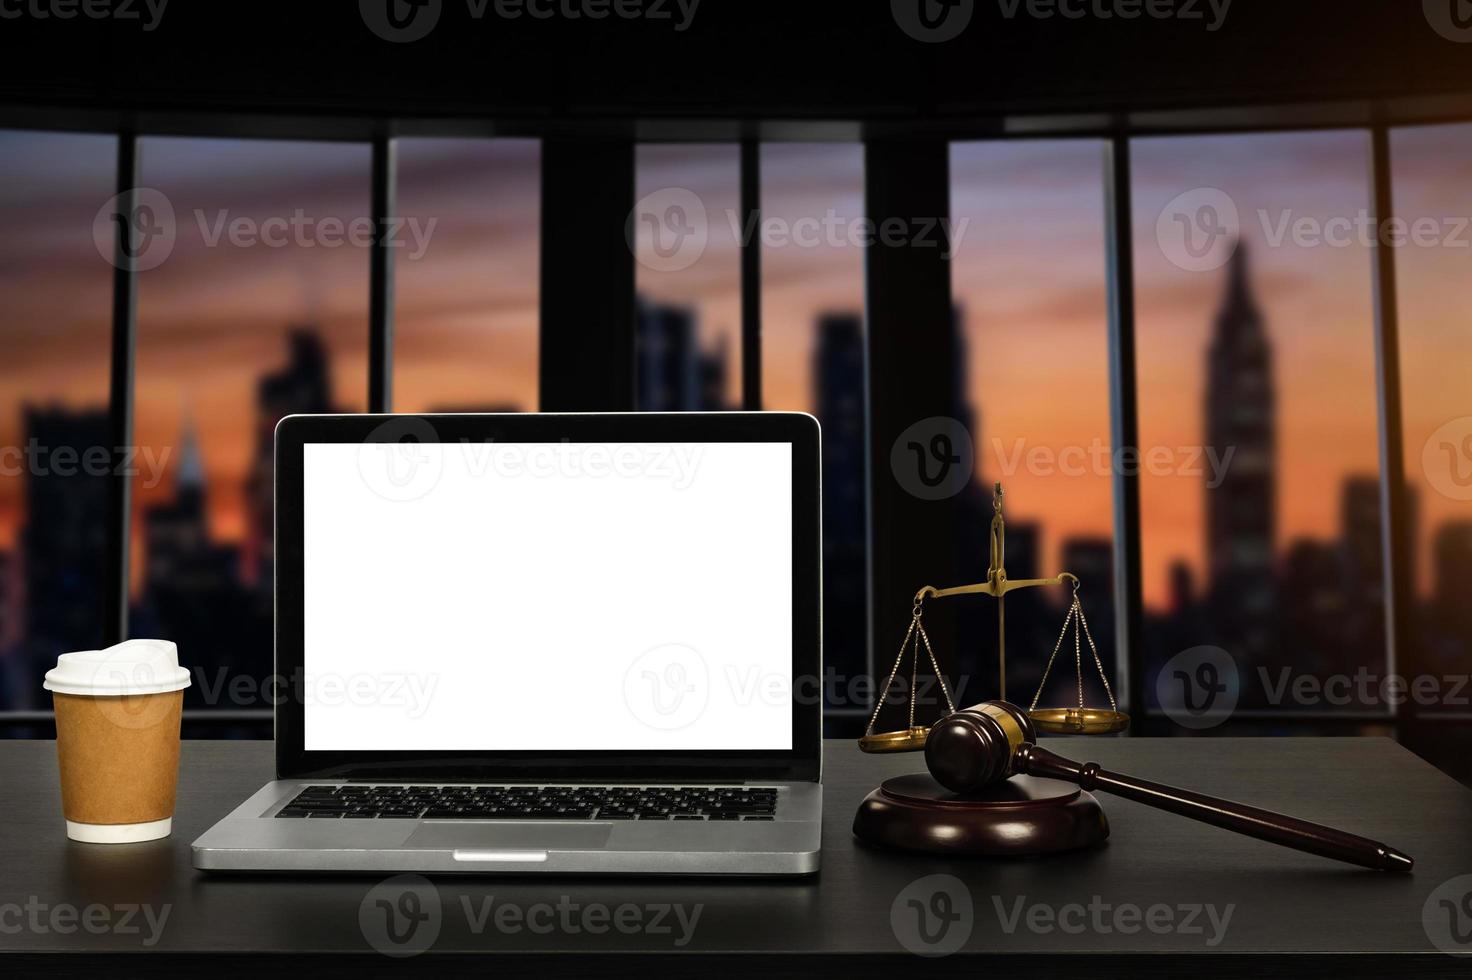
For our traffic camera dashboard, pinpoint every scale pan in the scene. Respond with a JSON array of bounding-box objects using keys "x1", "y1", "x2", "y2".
[
  {"x1": 857, "y1": 726, "x2": 930, "y2": 753},
  {"x1": 1028, "y1": 707, "x2": 1130, "y2": 735}
]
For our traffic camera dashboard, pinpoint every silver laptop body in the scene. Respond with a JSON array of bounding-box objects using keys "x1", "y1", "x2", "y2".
[{"x1": 193, "y1": 412, "x2": 823, "y2": 875}]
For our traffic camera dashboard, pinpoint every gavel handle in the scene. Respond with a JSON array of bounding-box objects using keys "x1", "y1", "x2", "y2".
[{"x1": 1016, "y1": 744, "x2": 1413, "y2": 873}]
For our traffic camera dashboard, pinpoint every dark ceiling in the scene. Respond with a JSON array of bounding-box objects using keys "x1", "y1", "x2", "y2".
[{"x1": 1, "y1": 1, "x2": 1470, "y2": 136}]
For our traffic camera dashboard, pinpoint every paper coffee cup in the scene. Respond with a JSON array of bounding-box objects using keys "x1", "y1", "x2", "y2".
[{"x1": 44, "y1": 639, "x2": 191, "y2": 844}]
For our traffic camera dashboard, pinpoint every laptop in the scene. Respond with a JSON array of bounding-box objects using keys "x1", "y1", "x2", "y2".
[{"x1": 192, "y1": 412, "x2": 823, "y2": 875}]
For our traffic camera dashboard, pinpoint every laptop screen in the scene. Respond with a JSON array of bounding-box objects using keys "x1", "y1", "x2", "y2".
[{"x1": 300, "y1": 440, "x2": 794, "y2": 753}]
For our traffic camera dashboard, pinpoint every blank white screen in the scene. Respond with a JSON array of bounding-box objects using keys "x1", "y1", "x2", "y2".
[{"x1": 302, "y1": 441, "x2": 793, "y2": 751}]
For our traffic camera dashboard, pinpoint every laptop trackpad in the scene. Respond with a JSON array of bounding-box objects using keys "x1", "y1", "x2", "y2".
[{"x1": 405, "y1": 824, "x2": 612, "y2": 850}]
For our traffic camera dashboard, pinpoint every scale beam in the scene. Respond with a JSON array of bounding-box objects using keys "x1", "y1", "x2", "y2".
[
  {"x1": 920, "y1": 572, "x2": 1077, "y2": 602},
  {"x1": 859, "y1": 483, "x2": 1128, "y2": 753}
]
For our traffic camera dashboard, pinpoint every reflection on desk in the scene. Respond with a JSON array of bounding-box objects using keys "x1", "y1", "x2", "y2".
[{"x1": 2, "y1": 737, "x2": 1470, "y2": 977}]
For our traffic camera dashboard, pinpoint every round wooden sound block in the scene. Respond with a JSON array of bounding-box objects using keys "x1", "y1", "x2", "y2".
[{"x1": 852, "y1": 773, "x2": 1110, "y2": 857}]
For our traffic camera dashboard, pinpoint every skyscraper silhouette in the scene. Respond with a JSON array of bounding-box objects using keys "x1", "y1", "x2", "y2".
[
  {"x1": 143, "y1": 415, "x2": 213, "y2": 592},
  {"x1": 1205, "y1": 243, "x2": 1276, "y2": 655},
  {"x1": 1432, "y1": 522, "x2": 1472, "y2": 655},
  {"x1": 245, "y1": 330, "x2": 334, "y2": 589},
  {"x1": 634, "y1": 299, "x2": 732, "y2": 412},
  {"x1": 814, "y1": 313, "x2": 867, "y2": 713},
  {"x1": 22, "y1": 407, "x2": 109, "y2": 703},
  {"x1": 138, "y1": 415, "x2": 250, "y2": 708}
]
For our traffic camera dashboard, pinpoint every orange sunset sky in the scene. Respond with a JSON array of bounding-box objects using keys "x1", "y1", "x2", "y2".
[{"x1": 1, "y1": 127, "x2": 1469, "y2": 610}]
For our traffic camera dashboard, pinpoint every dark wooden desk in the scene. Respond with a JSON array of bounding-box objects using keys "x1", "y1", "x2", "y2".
[{"x1": 4, "y1": 737, "x2": 1472, "y2": 977}]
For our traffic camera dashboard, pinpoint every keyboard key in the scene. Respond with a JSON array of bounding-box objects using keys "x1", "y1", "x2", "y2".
[{"x1": 276, "y1": 784, "x2": 778, "y2": 820}]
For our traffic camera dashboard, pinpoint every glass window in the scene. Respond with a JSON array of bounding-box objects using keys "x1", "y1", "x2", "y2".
[
  {"x1": 950, "y1": 140, "x2": 1117, "y2": 710},
  {"x1": 0, "y1": 130, "x2": 117, "y2": 712},
  {"x1": 1390, "y1": 123, "x2": 1472, "y2": 715},
  {"x1": 760, "y1": 143, "x2": 867, "y2": 720},
  {"x1": 130, "y1": 138, "x2": 371, "y2": 712},
  {"x1": 394, "y1": 139, "x2": 540, "y2": 413},
  {"x1": 633, "y1": 144, "x2": 741, "y2": 411},
  {"x1": 1132, "y1": 131, "x2": 1385, "y2": 721}
]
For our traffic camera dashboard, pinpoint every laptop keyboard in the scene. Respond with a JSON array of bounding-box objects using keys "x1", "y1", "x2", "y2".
[{"x1": 275, "y1": 784, "x2": 780, "y2": 821}]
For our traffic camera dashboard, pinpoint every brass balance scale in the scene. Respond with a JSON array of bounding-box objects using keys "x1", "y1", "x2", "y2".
[{"x1": 859, "y1": 483, "x2": 1128, "y2": 753}]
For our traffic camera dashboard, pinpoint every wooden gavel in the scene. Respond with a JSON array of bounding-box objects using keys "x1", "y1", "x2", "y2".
[{"x1": 925, "y1": 702, "x2": 1413, "y2": 873}]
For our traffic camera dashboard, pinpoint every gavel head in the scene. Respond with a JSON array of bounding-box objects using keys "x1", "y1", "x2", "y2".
[{"x1": 924, "y1": 701, "x2": 1036, "y2": 793}]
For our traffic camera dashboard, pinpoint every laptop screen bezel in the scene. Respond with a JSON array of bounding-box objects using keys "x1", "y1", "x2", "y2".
[{"x1": 274, "y1": 412, "x2": 822, "y2": 782}]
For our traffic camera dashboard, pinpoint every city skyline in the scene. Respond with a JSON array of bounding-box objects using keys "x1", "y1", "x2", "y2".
[
  {"x1": 1, "y1": 295, "x2": 1468, "y2": 715},
  {"x1": 2, "y1": 128, "x2": 1469, "y2": 637}
]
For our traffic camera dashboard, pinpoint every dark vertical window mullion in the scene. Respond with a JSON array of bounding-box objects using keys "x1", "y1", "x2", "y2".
[
  {"x1": 1368, "y1": 124, "x2": 1412, "y2": 722},
  {"x1": 369, "y1": 134, "x2": 397, "y2": 413},
  {"x1": 103, "y1": 133, "x2": 140, "y2": 645},
  {"x1": 1102, "y1": 135, "x2": 1145, "y2": 725},
  {"x1": 539, "y1": 139, "x2": 636, "y2": 411},
  {"x1": 740, "y1": 138, "x2": 762, "y2": 411},
  {"x1": 864, "y1": 140, "x2": 960, "y2": 707}
]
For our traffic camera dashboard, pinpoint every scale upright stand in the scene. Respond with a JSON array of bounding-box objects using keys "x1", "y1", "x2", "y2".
[
  {"x1": 918, "y1": 483, "x2": 1073, "y2": 704},
  {"x1": 859, "y1": 483, "x2": 1127, "y2": 754}
]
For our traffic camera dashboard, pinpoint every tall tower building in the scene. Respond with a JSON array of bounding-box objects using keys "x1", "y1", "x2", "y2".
[
  {"x1": 141, "y1": 416, "x2": 249, "y2": 706},
  {"x1": 1342, "y1": 476, "x2": 1384, "y2": 607},
  {"x1": 245, "y1": 330, "x2": 333, "y2": 588},
  {"x1": 22, "y1": 408, "x2": 109, "y2": 688},
  {"x1": 1204, "y1": 244, "x2": 1276, "y2": 652},
  {"x1": 948, "y1": 303, "x2": 989, "y2": 584},
  {"x1": 635, "y1": 300, "x2": 698, "y2": 412},
  {"x1": 634, "y1": 299, "x2": 731, "y2": 412},
  {"x1": 1433, "y1": 522, "x2": 1472, "y2": 626},
  {"x1": 143, "y1": 415, "x2": 210, "y2": 592}
]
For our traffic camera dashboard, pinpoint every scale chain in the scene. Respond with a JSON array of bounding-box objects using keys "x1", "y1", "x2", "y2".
[
  {"x1": 1074, "y1": 598, "x2": 1084, "y2": 711},
  {"x1": 1029, "y1": 599, "x2": 1077, "y2": 712},
  {"x1": 865, "y1": 612, "x2": 919, "y2": 736},
  {"x1": 908, "y1": 623, "x2": 919, "y2": 730},
  {"x1": 1075, "y1": 597, "x2": 1119, "y2": 712},
  {"x1": 914, "y1": 621, "x2": 958, "y2": 715}
]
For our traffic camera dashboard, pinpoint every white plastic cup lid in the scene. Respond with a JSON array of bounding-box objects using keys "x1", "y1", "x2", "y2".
[{"x1": 44, "y1": 639, "x2": 191, "y2": 697}]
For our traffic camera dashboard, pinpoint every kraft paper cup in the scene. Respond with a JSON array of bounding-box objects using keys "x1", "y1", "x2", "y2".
[{"x1": 44, "y1": 639, "x2": 191, "y2": 844}]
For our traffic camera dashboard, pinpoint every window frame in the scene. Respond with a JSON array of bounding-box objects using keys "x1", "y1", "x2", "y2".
[{"x1": 0, "y1": 110, "x2": 1425, "y2": 734}]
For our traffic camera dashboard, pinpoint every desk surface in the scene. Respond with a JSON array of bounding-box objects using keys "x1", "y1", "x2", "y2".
[{"x1": 4, "y1": 736, "x2": 1472, "y2": 976}]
